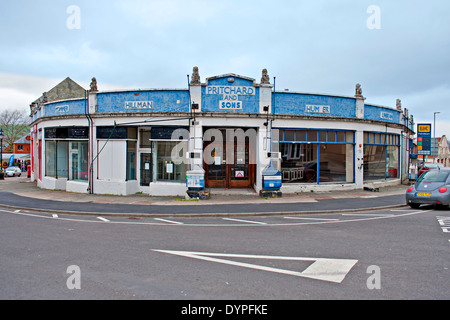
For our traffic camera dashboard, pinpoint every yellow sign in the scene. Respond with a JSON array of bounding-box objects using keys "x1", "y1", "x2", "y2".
[{"x1": 418, "y1": 124, "x2": 431, "y2": 133}]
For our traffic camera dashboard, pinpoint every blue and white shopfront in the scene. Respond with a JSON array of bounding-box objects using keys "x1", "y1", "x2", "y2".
[{"x1": 29, "y1": 68, "x2": 415, "y2": 196}]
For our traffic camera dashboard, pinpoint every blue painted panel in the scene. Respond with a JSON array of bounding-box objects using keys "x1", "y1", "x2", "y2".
[
  {"x1": 202, "y1": 75, "x2": 259, "y2": 113},
  {"x1": 274, "y1": 92, "x2": 356, "y2": 118},
  {"x1": 207, "y1": 76, "x2": 254, "y2": 87},
  {"x1": 44, "y1": 99, "x2": 87, "y2": 117},
  {"x1": 96, "y1": 90, "x2": 190, "y2": 113},
  {"x1": 364, "y1": 104, "x2": 400, "y2": 123}
]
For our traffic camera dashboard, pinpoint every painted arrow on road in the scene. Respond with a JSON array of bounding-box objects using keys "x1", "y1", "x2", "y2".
[{"x1": 153, "y1": 250, "x2": 358, "y2": 284}]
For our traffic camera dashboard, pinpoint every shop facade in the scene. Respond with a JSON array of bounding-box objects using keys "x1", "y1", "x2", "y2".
[{"x1": 29, "y1": 68, "x2": 415, "y2": 196}]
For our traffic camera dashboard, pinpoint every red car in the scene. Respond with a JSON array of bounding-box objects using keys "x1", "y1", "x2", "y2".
[{"x1": 418, "y1": 163, "x2": 444, "y2": 178}]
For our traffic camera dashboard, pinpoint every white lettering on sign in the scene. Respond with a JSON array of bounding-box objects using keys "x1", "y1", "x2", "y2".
[
  {"x1": 305, "y1": 105, "x2": 330, "y2": 114},
  {"x1": 380, "y1": 112, "x2": 393, "y2": 121},
  {"x1": 207, "y1": 86, "x2": 255, "y2": 96},
  {"x1": 125, "y1": 101, "x2": 153, "y2": 109},
  {"x1": 220, "y1": 101, "x2": 242, "y2": 110},
  {"x1": 56, "y1": 105, "x2": 69, "y2": 113}
]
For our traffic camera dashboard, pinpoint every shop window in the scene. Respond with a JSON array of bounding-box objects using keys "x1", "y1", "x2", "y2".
[
  {"x1": 364, "y1": 145, "x2": 386, "y2": 180},
  {"x1": 45, "y1": 140, "x2": 87, "y2": 180},
  {"x1": 319, "y1": 131, "x2": 327, "y2": 142},
  {"x1": 278, "y1": 129, "x2": 355, "y2": 184},
  {"x1": 319, "y1": 144, "x2": 354, "y2": 183},
  {"x1": 284, "y1": 130, "x2": 295, "y2": 141},
  {"x1": 387, "y1": 146, "x2": 399, "y2": 178},
  {"x1": 45, "y1": 141, "x2": 56, "y2": 177},
  {"x1": 139, "y1": 128, "x2": 152, "y2": 148},
  {"x1": 363, "y1": 132, "x2": 400, "y2": 181},
  {"x1": 308, "y1": 131, "x2": 318, "y2": 142},
  {"x1": 296, "y1": 130, "x2": 306, "y2": 142},
  {"x1": 155, "y1": 141, "x2": 187, "y2": 182},
  {"x1": 328, "y1": 131, "x2": 337, "y2": 143},
  {"x1": 69, "y1": 141, "x2": 88, "y2": 181},
  {"x1": 127, "y1": 141, "x2": 137, "y2": 181},
  {"x1": 56, "y1": 142, "x2": 68, "y2": 178}
]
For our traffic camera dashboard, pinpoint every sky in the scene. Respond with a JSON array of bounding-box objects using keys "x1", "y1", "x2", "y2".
[{"x1": 0, "y1": 0, "x2": 449, "y2": 137}]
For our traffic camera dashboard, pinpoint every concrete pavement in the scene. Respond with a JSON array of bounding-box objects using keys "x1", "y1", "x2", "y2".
[{"x1": 0, "y1": 176, "x2": 409, "y2": 217}]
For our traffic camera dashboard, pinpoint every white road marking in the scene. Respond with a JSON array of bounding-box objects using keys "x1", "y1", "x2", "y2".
[
  {"x1": 153, "y1": 249, "x2": 358, "y2": 284},
  {"x1": 342, "y1": 213, "x2": 394, "y2": 217},
  {"x1": 436, "y1": 217, "x2": 450, "y2": 233},
  {"x1": 284, "y1": 216, "x2": 339, "y2": 221},
  {"x1": 0, "y1": 208, "x2": 428, "y2": 228},
  {"x1": 14, "y1": 210, "x2": 21, "y2": 213},
  {"x1": 222, "y1": 218, "x2": 267, "y2": 225},
  {"x1": 154, "y1": 218, "x2": 184, "y2": 225},
  {"x1": 97, "y1": 217, "x2": 110, "y2": 222}
]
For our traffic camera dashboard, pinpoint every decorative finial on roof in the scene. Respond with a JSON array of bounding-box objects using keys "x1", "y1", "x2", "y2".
[
  {"x1": 261, "y1": 68, "x2": 270, "y2": 84},
  {"x1": 90, "y1": 77, "x2": 98, "y2": 92},
  {"x1": 396, "y1": 99, "x2": 402, "y2": 111},
  {"x1": 191, "y1": 66, "x2": 201, "y2": 85},
  {"x1": 355, "y1": 83, "x2": 363, "y2": 98}
]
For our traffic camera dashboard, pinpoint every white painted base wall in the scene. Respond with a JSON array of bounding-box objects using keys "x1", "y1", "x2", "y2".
[
  {"x1": 149, "y1": 182, "x2": 187, "y2": 196},
  {"x1": 93, "y1": 179, "x2": 140, "y2": 196}
]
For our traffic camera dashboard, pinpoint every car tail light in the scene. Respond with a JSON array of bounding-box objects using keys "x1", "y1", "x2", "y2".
[
  {"x1": 407, "y1": 187, "x2": 413, "y2": 192},
  {"x1": 439, "y1": 187, "x2": 447, "y2": 193}
]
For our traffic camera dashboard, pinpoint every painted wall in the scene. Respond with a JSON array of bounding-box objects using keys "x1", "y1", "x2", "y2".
[
  {"x1": 44, "y1": 99, "x2": 87, "y2": 117},
  {"x1": 201, "y1": 76, "x2": 260, "y2": 113},
  {"x1": 96, "y1": 90, "x2": 190, "y2": 113},
  {"x1": 364, "y1": 104, "x2": 400, "y2": 123},
  {"x1": 273, "y1": 92, "x2": 357, "y2": 118}
]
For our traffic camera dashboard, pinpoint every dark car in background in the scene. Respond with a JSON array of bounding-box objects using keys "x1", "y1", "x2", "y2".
[
  {"x1": 418, "y1": 163, "x2": 443, "y2": 178},
  {"x1": 406, "y1": 168, "x2": 450, "y2": 209}
]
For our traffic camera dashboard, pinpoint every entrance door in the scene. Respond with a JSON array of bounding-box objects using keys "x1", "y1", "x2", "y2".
[
  {"x1": 140, "y1": 153, "x2": 152, "y2": 186},
  {"x1": 229, "y1": 141, "x2": 253, "y2": 188},
  {"x1": 204, "y1": 129, "x2": 255, "y2": 189}
]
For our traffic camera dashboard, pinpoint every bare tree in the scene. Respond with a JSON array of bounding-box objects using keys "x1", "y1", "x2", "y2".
[{"x1": 0, "y1": 109, "x2": 30, "y2": 152}]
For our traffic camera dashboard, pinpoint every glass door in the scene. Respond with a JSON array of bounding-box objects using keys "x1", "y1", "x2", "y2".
[
  {"x1": 203, "y1": 128, "x2": 256, "y2": 189},
  {"x1": 229, "y1": 142, "x2": 252, "y2": 188},
  {"x1": 140, "y1": 153, "x2": 152, "y2": 186},
  {"x1": 204, "y1": 142, "x2": 227, "y2": 188}
]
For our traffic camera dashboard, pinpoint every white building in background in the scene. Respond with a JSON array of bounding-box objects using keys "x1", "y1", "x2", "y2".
[
  {"x1": 438, "y1": 136, "x2": 449, "y2": 166},
  {"x1": 29, "y1": 68, "x2": 415, "y2": 196}
]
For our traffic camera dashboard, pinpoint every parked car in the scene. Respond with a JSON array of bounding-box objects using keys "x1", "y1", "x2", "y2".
[
  {"x1": 417, "y1": 163, "x2": 443, "y2": 178},
  {"x1": 5, "y1": 166, "x2": 22, "y2": 177},
  {"x1": 406, "y1": 167, "x2": 450, "y2": 209}
]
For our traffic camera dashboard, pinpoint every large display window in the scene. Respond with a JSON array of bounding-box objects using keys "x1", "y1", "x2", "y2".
[
  {"x1": 363, "y1": 132, "x2": 399, "y2": 180},
  {"x1": 277, "y1": 129, "x2": 355, "y2": 184},
  {"x1": 44, "y1": 127, "x2": 89, "y2": 181}
]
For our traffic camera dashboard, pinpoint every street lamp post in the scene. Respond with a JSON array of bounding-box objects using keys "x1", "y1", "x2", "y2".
[
  {"x1": 0, "y1": 129, "x2": 4, "y2": 173},
  {"x1": 434, "y1": 112, "x2": 440, "y2": 163}
]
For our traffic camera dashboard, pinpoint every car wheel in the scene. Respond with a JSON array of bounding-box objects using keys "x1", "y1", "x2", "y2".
[{"x1": 409, "y1": 203, "x2": 421, "y2": 209}]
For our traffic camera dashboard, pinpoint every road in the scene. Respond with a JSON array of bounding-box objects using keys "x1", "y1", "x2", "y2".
[{"x1": 0, "y1": 206, "x2": 449, "y2": 303}]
